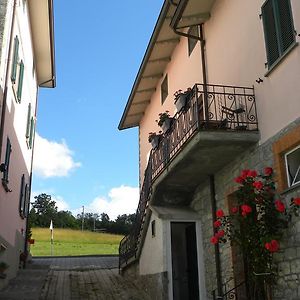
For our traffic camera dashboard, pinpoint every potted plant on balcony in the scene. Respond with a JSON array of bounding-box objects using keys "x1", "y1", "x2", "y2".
[
  {"x1": 0, "y1": 262, "x2": 8, "y2": 279},
  {"x1": 148, "y1": 132, "x2": 161, "y2": 149},
  {"x1": 156, "y1": 111, "x2": 173, "y2": 133},
  {"x1": 174, "y1": 87, "x2": 192, "y2": 112}
]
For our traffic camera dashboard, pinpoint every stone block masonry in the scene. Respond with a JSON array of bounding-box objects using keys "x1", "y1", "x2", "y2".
[{"x1": 191, "y1": 117, "x2": 300, "y2": 300}]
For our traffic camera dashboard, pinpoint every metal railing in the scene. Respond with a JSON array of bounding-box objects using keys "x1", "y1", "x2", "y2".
[
  {"x1": 151, "y1": 83, "x2": 258, "y2": 180},
  {"x1": 119, "y1": 84, "x2": 258, "y2": 270}
]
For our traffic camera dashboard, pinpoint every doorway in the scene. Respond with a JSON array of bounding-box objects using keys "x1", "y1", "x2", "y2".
[{"x1": 171, "y1": 222, "x2": 199, "y2": 300}]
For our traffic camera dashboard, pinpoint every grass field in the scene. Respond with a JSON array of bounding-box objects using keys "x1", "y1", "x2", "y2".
[{"x1": 30, "y1": 228, "x2": 123, "y2": 256}]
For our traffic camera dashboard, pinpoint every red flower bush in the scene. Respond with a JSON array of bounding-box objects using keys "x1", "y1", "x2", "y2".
[
  {"x1": 265, "y1": 240, "x2": 279, "y2": 252},
  {"x1": 216, "y1": 209, "x2": 224, "y2": 218},
  {"x1": 210, "y1": 167, "x2": 300, "y2": 290},
  {"x1": 253, "y1": 180, "x2": 263, "y2": 190},
  {"x1": 275, "y1": 200, "x2": 285, "y2": 213},
  {"x1": 214, "y1": 220, "x2": 221, "y2": 228},
  {"x1": 264, "y1": 167, "x2": 273, "y2": 176}
]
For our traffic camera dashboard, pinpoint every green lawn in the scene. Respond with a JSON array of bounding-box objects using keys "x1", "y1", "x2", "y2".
[{"x1": 30, "y1": 228, "x2": 123, "y2": 256}]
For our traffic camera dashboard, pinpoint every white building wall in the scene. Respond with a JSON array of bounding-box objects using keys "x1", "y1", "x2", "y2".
[{"x1": 139, "y1": 213, "x2": 167, "y2": 275}]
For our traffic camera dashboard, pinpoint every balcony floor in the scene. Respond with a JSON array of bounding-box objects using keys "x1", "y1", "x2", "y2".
[{"x1": 151, "y1": 130, "x2": 260, "y2": 206}]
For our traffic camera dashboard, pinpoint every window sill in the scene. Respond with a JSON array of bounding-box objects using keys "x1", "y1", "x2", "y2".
[
  {"x1": 265, "y1": 42, "x2": 298, "y2": 77},
  {"x1": 280, "y1": 182, "x2": 300, "y2": 196}
]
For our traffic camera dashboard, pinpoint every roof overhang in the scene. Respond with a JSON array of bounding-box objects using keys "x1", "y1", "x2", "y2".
[
  {"x1": 28, "y1": 0, "x2": 56, "y2": 88},
  {"x1": 118, "y1": 0, "x2": 215, "y2": 130}
]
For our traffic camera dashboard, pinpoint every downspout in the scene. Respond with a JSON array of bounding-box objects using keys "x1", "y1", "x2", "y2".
[
  {"x1": 210, "y1": 175, "x2": 223, "y2": 298},
  {"x1": 0, "y1": 0, "x2": 17, "y2": 161},
  {"x1": 24, "y1": 87, "x2": 38, "y2": 267},
  {"x1": 172, "y1": 24, "x2": 209, "y2": 125}
]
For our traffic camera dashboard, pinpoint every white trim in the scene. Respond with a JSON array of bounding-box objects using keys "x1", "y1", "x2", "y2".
[{"x1": 166, "y1": 219, "x2": 206, "y2": 300}]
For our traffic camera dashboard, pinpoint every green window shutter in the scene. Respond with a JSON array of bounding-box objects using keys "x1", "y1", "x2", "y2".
[
  {"x1": 29, "y1": 117, "x2": 35, "y2": 149},
  {"x1": 3, "y1": 138, "x2": 12, "y2": 182},
  {"x1": 11, "y1": 36, "x2": 19, "y2": 83},
  {"x1": 26, "y1": 103, "x2": 31, "y2": 139},
  {"x1": 276, "y1": 0, "x2": 295, "y2": 52},
  {"x1": 24, "y1": 184, "x2": 30, "y2": 217},
  {"x1": 17, "y1": 60, "x2": 24, "y2": 102},
  {"x1": 19, "y1": 174, "x2": 25, "y2": 217},
  {"x1": 262, "y1": 0, "x2": 280, "y2": 67}
]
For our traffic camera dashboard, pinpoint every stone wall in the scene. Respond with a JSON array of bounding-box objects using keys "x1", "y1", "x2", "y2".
[
  {"x1": 122, "y1": 262, "x2": 168, "y2": 300},
  {"x1": 191, "y1": 117, "x2": 300, "y2": 299}
]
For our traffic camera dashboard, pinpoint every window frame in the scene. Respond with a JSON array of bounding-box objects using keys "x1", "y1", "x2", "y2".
[
  {"x1": 284, "y1": 144, "x2": 300, "y2": 187},
  {"x1": 161, "y1": 74, "x2": 168, "y2": 104},
  {"x1": 2, "y1": 138, "x2": 12, "y2": 192},
  {"x1": 262, "y1": 0, "x2": 296, "y2": 70}
]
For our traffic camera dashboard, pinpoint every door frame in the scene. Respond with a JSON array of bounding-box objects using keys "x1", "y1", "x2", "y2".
[{"x1": 166, "y1": 219, "x2": 206, "y2": 300}]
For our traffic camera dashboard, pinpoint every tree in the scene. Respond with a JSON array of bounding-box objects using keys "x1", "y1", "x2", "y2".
[{"x1": 31, "y1": 193, "x2": 57, "y2": 227}]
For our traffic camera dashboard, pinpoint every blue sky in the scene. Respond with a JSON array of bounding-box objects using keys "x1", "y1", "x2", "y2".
[{"x1": 32, "y1": 1, "x2": 163, "y2": 219}]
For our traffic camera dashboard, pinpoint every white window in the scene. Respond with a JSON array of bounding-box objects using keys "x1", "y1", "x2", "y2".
[{"x1": 285, "y1": 145, "x2": 300, "y2": 187}]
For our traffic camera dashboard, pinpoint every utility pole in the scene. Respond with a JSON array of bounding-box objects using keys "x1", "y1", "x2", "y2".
[
  {"x1": 81, "y1": 205, "x2": 84, "y2": 231},
  {"x1": 93, "y1": 214, "x2": 96, "y2": 232}
]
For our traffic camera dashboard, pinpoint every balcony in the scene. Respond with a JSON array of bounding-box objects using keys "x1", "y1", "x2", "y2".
[{"x1": 119, "y1": 83, "x2": 259, "y2": 269}]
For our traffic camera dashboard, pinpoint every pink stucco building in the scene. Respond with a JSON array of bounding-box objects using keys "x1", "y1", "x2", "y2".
[
  {"x1": 119, "y1": 0, "x2": 300, "y2": 299},
  {"x1": 0, "y1": 0, "x2": 55, "y2": 288}
]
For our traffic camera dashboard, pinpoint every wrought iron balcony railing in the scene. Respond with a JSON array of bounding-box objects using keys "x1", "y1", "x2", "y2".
[{"x1": 119, "y1": 84, "x2": 258, "y2": 270}]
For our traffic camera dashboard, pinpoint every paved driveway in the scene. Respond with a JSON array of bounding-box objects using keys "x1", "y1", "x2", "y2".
[{"x1": 0, "y1": 256, "x2": 151, "y2": 300}]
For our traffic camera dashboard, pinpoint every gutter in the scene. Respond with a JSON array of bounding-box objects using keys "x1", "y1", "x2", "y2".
[
  {"x1": 0, "y1": 0, "x2": 17, "y2": 161},
  {"x1": 118, "y1": 1, "x2": 170, "y2": 130}
]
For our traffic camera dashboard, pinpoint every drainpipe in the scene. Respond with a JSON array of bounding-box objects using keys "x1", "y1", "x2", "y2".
[
  {"x1": 0, "y1": 0, "x2": 17, "y2": 161},
  {"x1": 199, "y1": 24, "x2": 209, "y2": 126},
  {"x1": 23, "y1": 87, "x2": 38, "y2": 268},
  {"x1": 210, "y1": 175, "x2": 223, "y2": 297},
  {"x1": 171, "y1": 23, "x2": 209, "y2": 125}
]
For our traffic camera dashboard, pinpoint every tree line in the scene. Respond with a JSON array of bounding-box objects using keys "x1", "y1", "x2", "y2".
[{"x1": 29, "y1": 193, "x2": 136, "y2": 235}]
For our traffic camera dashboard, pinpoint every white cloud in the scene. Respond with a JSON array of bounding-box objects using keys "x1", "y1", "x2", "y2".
[
  {"x1": 33, "y1": 133, "x2": 81, "y2": 178},
  {"x1": 72, "y1": 185, "x2": 139, "y2": 220},
  {"x1": 52, "y1": 195, "x2": 70, "y2": 211},
  {"x1": 30, "y1": 191, "x2": 69, "y2": 211}
]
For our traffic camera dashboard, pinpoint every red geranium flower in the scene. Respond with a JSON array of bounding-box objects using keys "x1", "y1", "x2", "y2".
[
  {"x1": 210, "y1": 236, "x2": 219, "y2": 244},
  {"x1": 241, "y1": 169, "x2": 250, "y2": 179},
  {"x1": 265, "y1": 240, "x2": 279, "y2": 252},
  {"x1": 216, "y1": 230, "x2": 225, "y2": 238},
  {"x1": 253, "y1": 181, "x2": 263, "y2": 190},
  {"x1": 234, "y1": 176, "x2": 244, "y2": 184},
  {"x1": 248, "y1": 170, "x2": 258, "y2": 178},
  {"x1": 231, "y1": 207, "x2": 239, "y2": 214},
  {"x1": 216, "y1": 209, "x2": 224, "y2": 218},
  {"x1": 241, "y1": 204, "x2": 252, "y2": 214},
  {"x1": 214, "y1": 220, "x2": 222, "y2": 228},
  {"x1": 294, "y1": 198, "x2": 300, "y2": 206},
  {"x1": 264, "y1": 167, "x2": 273, "y2": 176},
  {"x1": 275, "y1": 199, "x2": 285, "y2": 213}
]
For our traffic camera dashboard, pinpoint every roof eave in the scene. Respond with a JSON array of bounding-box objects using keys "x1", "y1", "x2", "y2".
[
  {"x1": 118, "y1": 1, "x2": 170, "y2": 130},
  {"x1": 28, "y1": 0, "x2": 56, "y2": 88}
]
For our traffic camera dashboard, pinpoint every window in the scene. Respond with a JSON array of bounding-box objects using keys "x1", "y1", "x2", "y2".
[
  {"x1": 285, "y1": 145, "x2": 300, "y2": 187},
  {"x1": 161, "y1": 74, "x2": 168, "y2": 104},
  {"x1": 26, "y1": 103, "x2": 35, "y2": 149},
  {"x1": 151, "y1": 220, "x2": 156, "y2": 237},
  {"x1": 19, "y1": 174, "x2": 25, "y2": 218},
  {"x1": 1, "y1": 138, "x2": 12, "y2": 192},
  {"x1": 11, "y1": 36, "x2": 24, "y2": 102},
  {"x1": 28, "y1": 116, "x2": 35, "y2": 149},
  {"x1": 11, "y1": 36, "x2": 19, "y2": 83},
  {"x1": 262, "y1": 0, "x2": 295, "y2": 69},
  {"x1": 188, "y1": 26, "x2": 199, "y2": 56}
]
